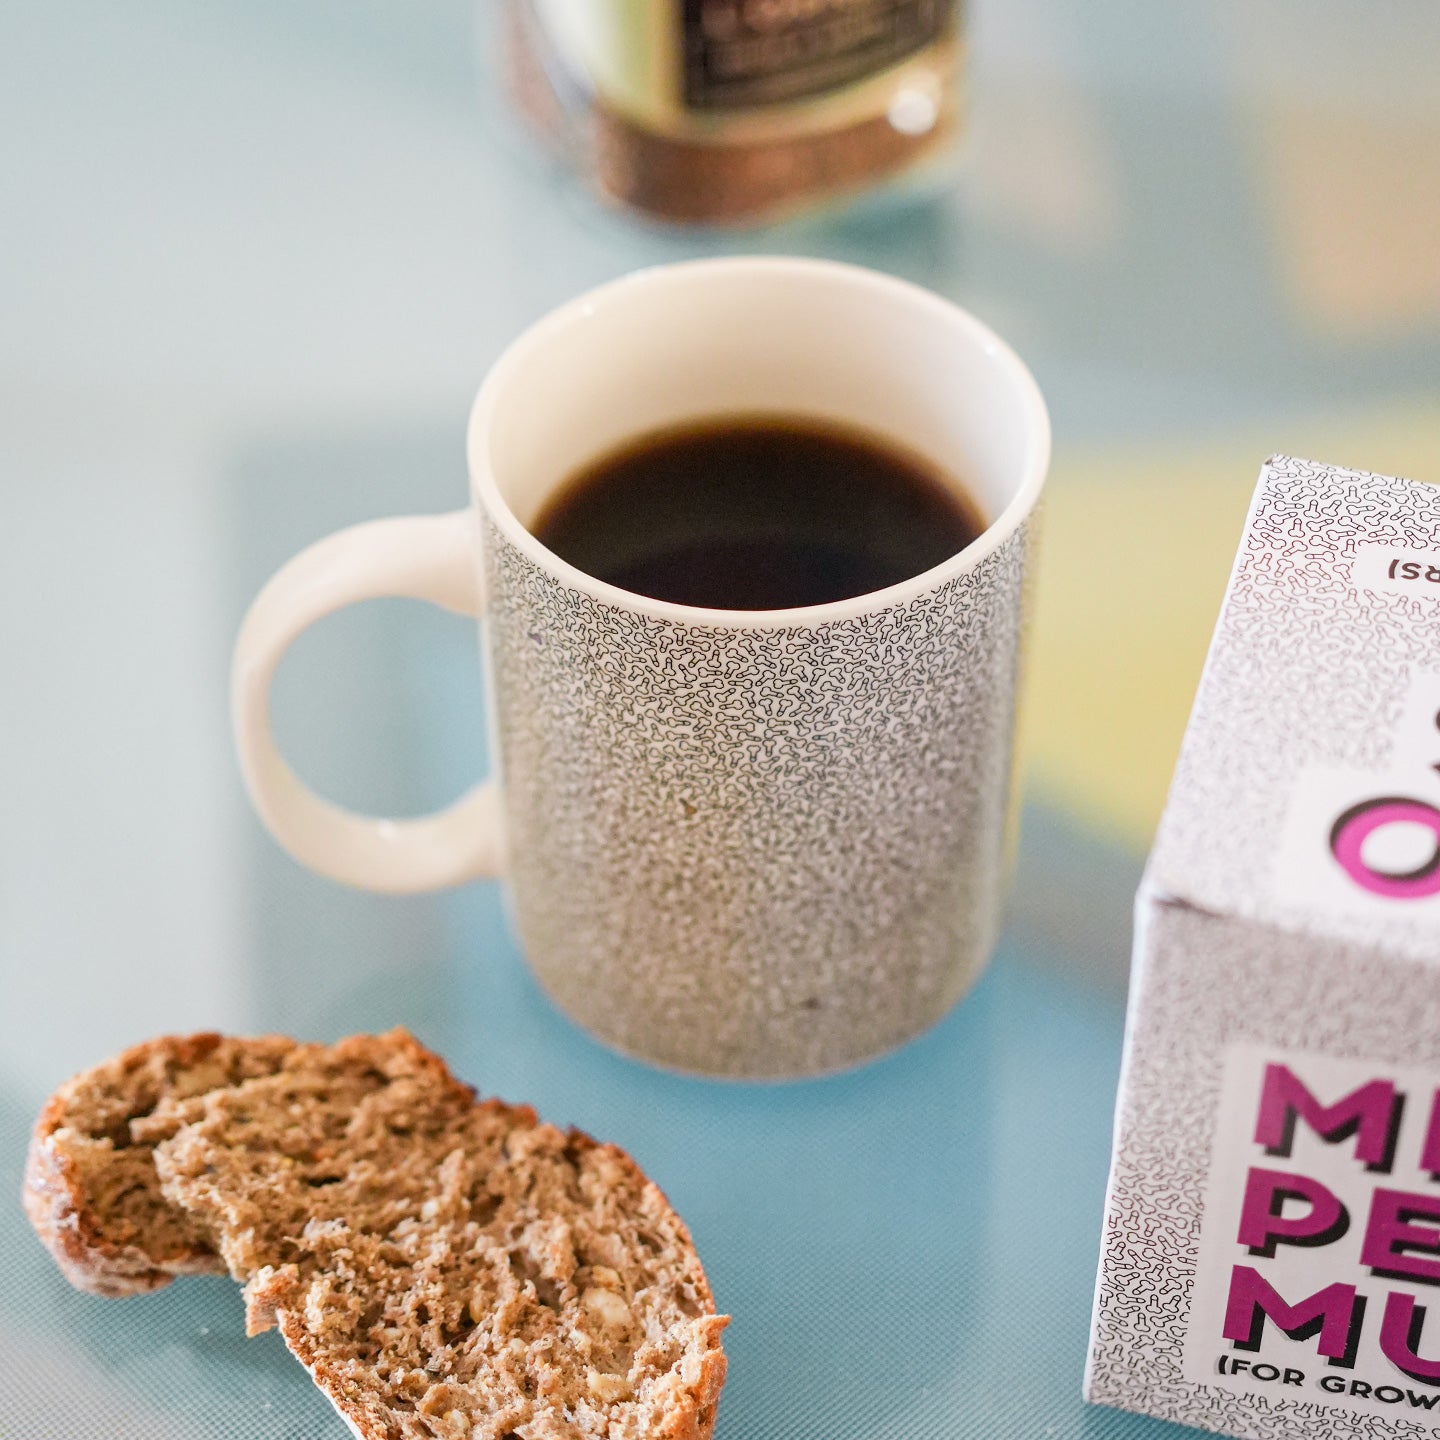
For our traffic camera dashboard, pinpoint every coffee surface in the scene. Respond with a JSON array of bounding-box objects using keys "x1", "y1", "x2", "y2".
[{"x1": 531, "y1": 416, "x2": 983, "y2": 610}]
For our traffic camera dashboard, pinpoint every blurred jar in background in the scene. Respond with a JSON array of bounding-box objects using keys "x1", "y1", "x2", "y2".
[{"x1": 505, "y1": 0, "x2": 963, "y2": 226}]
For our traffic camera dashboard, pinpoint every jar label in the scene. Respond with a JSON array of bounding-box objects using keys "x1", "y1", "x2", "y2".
[{"x1": 681, "y1": 0, "x2": 952, "y2": 110}]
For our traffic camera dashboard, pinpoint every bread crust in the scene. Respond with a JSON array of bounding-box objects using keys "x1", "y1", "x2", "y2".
[{"x1": 293, "y1": 1322, "x2": 727, "y2": 1440}]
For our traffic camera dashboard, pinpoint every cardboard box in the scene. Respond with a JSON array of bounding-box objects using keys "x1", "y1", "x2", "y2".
[{"x1": 1087, "y1": 455, "x2": 1440, "y2": 1437}]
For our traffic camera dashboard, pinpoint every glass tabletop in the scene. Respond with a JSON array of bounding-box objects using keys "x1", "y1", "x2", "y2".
[{"x1": 2, "y1": 1, "x2": 1437, "y2": 1436}]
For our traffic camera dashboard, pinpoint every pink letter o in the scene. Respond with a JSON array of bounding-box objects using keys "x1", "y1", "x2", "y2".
[{"x1": 1330, "y1": 796, "x2": 1440, "y2": 899}]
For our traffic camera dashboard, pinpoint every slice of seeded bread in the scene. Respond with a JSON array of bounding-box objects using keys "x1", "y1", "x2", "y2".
[
  {"x1": 23, "y1": 1032, "x2": 296, "y2": 1295},
  {"x1": 28, "y1": 1030, "x2": 728, "y2": 1439},
  {"x1": 142, "y1": 1032, "x2": 727, "y2": 1440}
]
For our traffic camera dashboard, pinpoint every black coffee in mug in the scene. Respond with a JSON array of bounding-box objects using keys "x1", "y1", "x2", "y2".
[{"x1": 531, "y1": 415, "x2": 984, "y2": 610}]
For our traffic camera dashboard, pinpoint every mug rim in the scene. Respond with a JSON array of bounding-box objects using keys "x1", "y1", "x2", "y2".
[{"x1": 467, "y1": 256, "x2": 1050, "y2": 630}]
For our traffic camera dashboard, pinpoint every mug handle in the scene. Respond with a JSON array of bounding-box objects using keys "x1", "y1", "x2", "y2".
[{"x1": 231, "y1": 509, "x2": 505, "y2": 893}]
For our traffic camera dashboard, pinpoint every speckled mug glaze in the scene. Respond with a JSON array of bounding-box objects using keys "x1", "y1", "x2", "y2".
[{"x1": 234, "y1": 258, "x2": 1049, "y2": 1077}]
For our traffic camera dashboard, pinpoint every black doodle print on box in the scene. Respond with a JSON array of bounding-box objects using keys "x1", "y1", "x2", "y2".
[{"x1": 1089, "y1": 457, "x2": 1440, "y2": 1439}]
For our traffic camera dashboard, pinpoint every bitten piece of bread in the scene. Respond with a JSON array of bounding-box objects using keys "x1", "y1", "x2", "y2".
[
  {"x1": 24, "y1": 1029, "x2": 728, "y2": 1440},
  {"x1": 23, "y1": 1032, "x2": 295, "y2": 1295}
]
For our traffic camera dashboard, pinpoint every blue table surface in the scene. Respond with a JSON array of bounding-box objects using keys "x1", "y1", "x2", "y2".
[{"x1": 3, "y1": 0, "x2": 1438, "y2": 1435}]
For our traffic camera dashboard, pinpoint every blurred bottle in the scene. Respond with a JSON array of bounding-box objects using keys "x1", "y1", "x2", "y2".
[{"x1": 504, "y1": 0, "x2": 964, "y2": 227}]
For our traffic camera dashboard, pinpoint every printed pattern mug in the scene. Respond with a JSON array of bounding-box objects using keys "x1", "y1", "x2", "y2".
[{"x1": 233, "y1": 258, "x2": 1049, "y2": 1077}]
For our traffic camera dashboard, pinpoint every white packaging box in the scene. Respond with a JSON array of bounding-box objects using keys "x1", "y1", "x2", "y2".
[{"x1": 1086, "y1": 456, "x2": 1440, "y2": 1438}]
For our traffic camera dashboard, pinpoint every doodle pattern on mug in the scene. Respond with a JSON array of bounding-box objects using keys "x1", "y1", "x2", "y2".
[{"x1": 481, "y1": 516, "x2": 1031, "y2": 1076}]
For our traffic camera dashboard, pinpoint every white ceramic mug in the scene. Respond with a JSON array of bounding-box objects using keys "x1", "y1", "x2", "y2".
[{"x1": 233, "y1": 257, "x2": 1049, "y2": 1078}]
